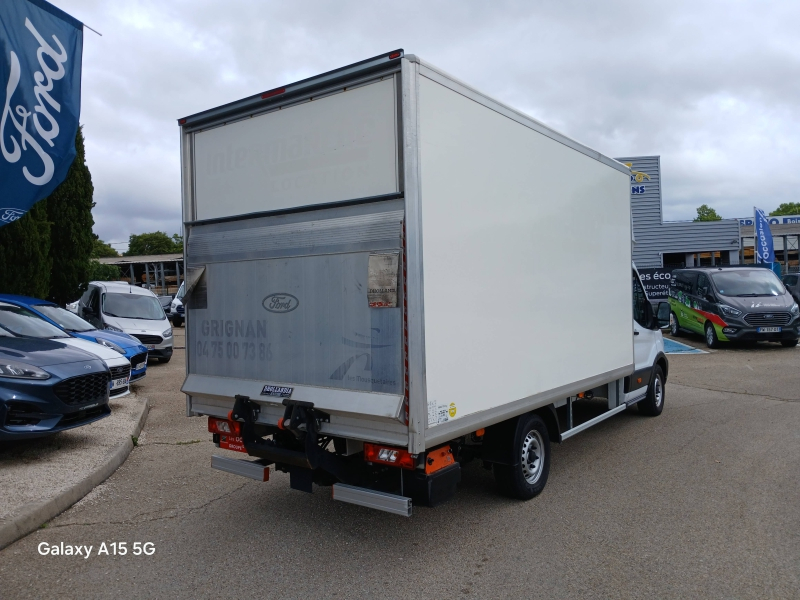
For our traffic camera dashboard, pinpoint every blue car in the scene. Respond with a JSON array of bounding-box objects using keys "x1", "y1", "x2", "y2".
[
  {"x1": 0, "y1": 295, "x2": 149, "y2": 383},
  {"x1": 0, "y1": 336, "x2": 111, "y2": 441}
]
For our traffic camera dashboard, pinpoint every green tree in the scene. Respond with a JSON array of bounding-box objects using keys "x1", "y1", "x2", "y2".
[
  {"x1": 770, "y1": 202, "x2": 800, "y2": 216},
  {"x1": 0, "y1": 202, "x2": 52, "y2": 298},
  {"x1": 92, "y1": 235, "x2": 119, "y2": 258},
  {"x1": 47, "y1": 127, "x2": 95, "y2": 305},
  {"x1": 694, "y1": 204, "x2": 722, "y2": 222},
  {"x1": 88, "y1": 260, "x2": 121, "y2": 281},
  {"x1": 126, "y1": 231, "x2": 182, "y2": 255}
]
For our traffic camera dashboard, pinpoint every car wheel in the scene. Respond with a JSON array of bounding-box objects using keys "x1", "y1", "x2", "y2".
[
  {"x1": 669, "y1": 312, "x2": 681, "y2": 337},
  {"x1": 781, "y1": 339, "x2": 798, "y2": 348},
  {"x1": 705, "y1": 322, "x2": 720, "y2": 349},
  {"x1": 638, "y1": 365, "x2": 665, "y2": 417},
  {"x1": 493, "y1": 413, "x2": 550, "y2": 500}
]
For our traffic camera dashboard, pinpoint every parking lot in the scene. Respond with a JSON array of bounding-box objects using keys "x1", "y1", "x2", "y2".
[{"x1": 0, "y1": 329, "x2": 797, "y2": 599}]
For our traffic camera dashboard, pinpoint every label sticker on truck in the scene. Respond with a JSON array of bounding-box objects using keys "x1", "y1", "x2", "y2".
[
  {"x1": 368, "y1": 252, "x2": 400, "y2": 308},
  {"x1": 261, "y1": 385, "x2": 294, "y2": 398}
]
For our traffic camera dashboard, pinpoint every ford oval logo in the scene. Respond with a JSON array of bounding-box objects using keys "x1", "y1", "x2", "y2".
[
  {"x1": 765, "y1": 314, "x2": 773, "y2": 319},
  {"x1": 84, "y1": 365, "x2": 92, "y2": 369},
  {"x1": 262, "y1": 293, "x2": 299, "y2": 314}
]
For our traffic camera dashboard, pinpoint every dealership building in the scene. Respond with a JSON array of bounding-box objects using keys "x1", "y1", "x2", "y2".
[{"x1": 620, "y1": 156, "x2": 800, "y2": 274}]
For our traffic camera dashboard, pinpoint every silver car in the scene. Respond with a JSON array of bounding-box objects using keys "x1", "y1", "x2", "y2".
[{"x1": 78, "y1": 282, "x2": 174, "y2": 363}]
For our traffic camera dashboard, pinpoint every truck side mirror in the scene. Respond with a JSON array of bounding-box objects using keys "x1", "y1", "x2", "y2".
[{"x1": 656, "y1": 302, "x2": 670, "y2": 329}]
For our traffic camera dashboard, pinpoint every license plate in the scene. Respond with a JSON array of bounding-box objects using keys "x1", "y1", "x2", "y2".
[
  {"x1": 146, "y1": 344, "x2": 156, "y2": 350},
  {"x1": 220, "y1": 435, "x2": 246, "y2": 453},
  {"x1": 757, "y1": 327, "x2": 781, "y2": 333},
  {"x1": 111, "y1": 376, "x2": 129, "y2": 389}
]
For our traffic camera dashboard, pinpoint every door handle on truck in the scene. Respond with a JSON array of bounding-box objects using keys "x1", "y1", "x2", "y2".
[{"x1": 634, "y1": 331, "x2": 640, "y2": 335}]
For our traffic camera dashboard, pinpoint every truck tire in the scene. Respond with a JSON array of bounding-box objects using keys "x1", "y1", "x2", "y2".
[
  {"x1": 669, "y1": 312, "x2": 682, "y2": 337},
  {"x1": 705, "y1": 323, "x2": 720, "y2": 349},
  {"x1": 638, "y1": 365, "x2": 665, "y2": 417},
  {"x1": 781, "y1": 339, "x2": 799, "y2": 348},
  {"x1": 494, "y1": 413, "x2": 550, "y2": 500}
]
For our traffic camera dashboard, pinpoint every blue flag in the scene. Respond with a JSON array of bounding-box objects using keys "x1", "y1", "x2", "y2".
[
  {"x1": 0, "y1": 0, "x2": 82, "y2": 227},
  {"x1": 754, "y1": 207, "x2": 775, "y2": 264}
]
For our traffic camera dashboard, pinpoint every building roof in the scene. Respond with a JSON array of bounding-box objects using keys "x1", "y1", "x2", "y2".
[{"x1": 96, "y1": 253, "x2": 183, "y2": 265}]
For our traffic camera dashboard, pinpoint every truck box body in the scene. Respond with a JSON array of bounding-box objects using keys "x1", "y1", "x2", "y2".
[{"x1": 179, "y1": 51, "x2": 633, "y2": 455}]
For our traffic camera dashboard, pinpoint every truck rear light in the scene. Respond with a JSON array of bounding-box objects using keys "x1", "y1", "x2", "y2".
[
  {"x1": 261, "y1": 87, "x2": 285, "y2": 99},
  {"x1": 364, "y1": 443, "x2": 415, "y2": 470},
  {"x1": 208, "y1": 417, "x2": 241, "y2": 436}
]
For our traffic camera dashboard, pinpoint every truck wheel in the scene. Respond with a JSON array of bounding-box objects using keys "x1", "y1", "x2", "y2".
[
  {"x1": 494, "y1": 413, "x2": 550, "y2": 500},
  {"x1": 705, "y1": 323, "x2": 720, "y2": 349},
  {"x1": 638, "y1": 365, "x2": 665, "y2": 417},
  {"x1": 669, "y1": 312, "x2": 681, "y2": 337},
  {"x1": 781, "y1": 339, "x2": 798, "y2": 348}
]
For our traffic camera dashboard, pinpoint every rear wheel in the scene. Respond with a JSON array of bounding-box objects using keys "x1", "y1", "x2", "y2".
[
  {"x1": 781, "y1": 339, "x2": 798, "y2": 348},
  {"x1": 494, "y1": 413, "x2": 550, "y2": 500},
  {"x1": 638, "y1": 365, "x2": 665, "y2": 416},
  {"x1": 705, "y1": 322, "x2": 720, "y2": 349},
  {"x1": 669, "y1": 312, "x2": 681, "y2": 337}
]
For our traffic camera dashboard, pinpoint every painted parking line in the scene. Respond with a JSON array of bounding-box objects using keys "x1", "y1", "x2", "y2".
[{"x1": 663, "y1": 338, "x2": 707, "y2": 354}]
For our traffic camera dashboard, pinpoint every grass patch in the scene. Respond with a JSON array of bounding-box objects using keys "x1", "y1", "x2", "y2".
[{"x1": 131, "y1": 436, "x2": 138, "y2": 447}]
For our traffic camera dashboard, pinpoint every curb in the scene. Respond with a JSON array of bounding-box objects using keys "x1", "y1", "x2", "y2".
[{"x1": 0, "y1": 396, "x2": 150, "y2": 551}]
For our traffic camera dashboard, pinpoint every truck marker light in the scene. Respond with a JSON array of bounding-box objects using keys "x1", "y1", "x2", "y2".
[
  {"x1": 277, "y1": 417, "x2": 287, "y2": 430},
  {"x1": 261, "y1": 87, "x2": 286, "y2": 99},
  {"x1": 389, "y1": 51, "x2": 401, "y2": 59},
  {"x1": 178, "y1": 118, "x2": 187, "y2": 125},
  {"x1": 474, "y1": 428, "x2": 485, "y2": 438},
  {"x1": 364, "y1": 443, "x2": 415, "y2": 470},
  {"x1": 208, "y1": 417, "x2": 241, "y2": 436}
]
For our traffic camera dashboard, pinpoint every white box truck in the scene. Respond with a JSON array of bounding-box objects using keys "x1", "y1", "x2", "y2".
[{"x1": 178, "y1": 50, "x2": 669, "y2": 516}]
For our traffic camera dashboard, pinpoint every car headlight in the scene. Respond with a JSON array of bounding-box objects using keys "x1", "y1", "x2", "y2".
[
  {"x1": 162, "y1": 328, "x2": 173, "y2": 339},
  {"x1": 96, "y1": 338, "x2": 126, "y2": 354},
  {"x1": 0, "y1": 360, "x2": 50, "y2": 380},
  {"x1": 105, "y1": 324, "x2": 123, "y2": 332},
  {"x1": 719, "y1": 304, "x2": 742, "y2": 317},
  {"x1": 791, "y1": 303, "x2": 799, "y2": 315}
]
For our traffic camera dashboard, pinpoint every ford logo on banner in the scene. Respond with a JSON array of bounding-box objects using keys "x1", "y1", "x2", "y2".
[
  {"x1": 753, "y1": 207, "x2": 776, "y2": 264},
  {"x1": 0, "y1": 0, "x2": 83, "y2": 227}
]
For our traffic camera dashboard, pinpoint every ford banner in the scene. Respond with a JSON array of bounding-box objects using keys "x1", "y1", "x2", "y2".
[
  {"x1": 753, "y1": 207, "x2": 776, "y2": 264},
  {"x1": 0, "y1": 0, "x2": 82, "y2": 227}
]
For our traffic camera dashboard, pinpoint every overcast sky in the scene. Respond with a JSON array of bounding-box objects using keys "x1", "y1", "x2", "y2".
[{"x1": 56, "y1": 0, "x2": 800, "y2": 251}]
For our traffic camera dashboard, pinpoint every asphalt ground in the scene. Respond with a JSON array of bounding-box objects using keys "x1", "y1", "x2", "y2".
[{"x1": 0, "y1": 329, "x2": 798, "y2": 599}]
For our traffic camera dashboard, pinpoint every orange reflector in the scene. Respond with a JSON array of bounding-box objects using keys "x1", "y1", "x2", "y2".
[
  {"x1": 261, "y1": 87, "x2": 285, "y2": 99},
  {"x1": 475, "y1": 428, "x2": 485, "y2": 438},
  {"x1": 577, "y1": 392, "x2": 585, "y2": 398},
  {"x1": 425, "y1": 445, "x2": 455, "y2": 474},
  {"x1": 364, "y1": 443, "x2": 415, "y2": 470},
  {"x1": 389, "y1": 51, "x2": 401, "y2": 59},
  {"x1": 637, "y1": 378, "x2": 642, "y2": 384},
  {"x1": 208, "y1": 417, "x2": 241, "y2": 436},
  {"x1": 178, "y1": 118, "x2": 187, "y2": 125}
]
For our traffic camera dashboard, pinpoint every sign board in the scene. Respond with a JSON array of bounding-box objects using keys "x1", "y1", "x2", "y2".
[
  {"x1": 638, "y1": 267, "x2": 673, "y2": 300},
  {"x1": 739, "y1": 215, "x2": 800, "y2": 226}
]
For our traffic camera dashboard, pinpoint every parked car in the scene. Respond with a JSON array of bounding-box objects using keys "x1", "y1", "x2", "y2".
[
  {"x1": 0, "y1": 294, "x2": 149, "y2": 383},
  {"x1": 170, "y1": 282, "x2": 185, "y2": 327},
  {"x1": 0, "y1": 335, "x2": 111, "y2": 441},
  {"x1": 159, "y1": 295, "x2": 173, "y2": 321},
  {"x1": 0, "y1": 302, "x2": 133, "y2": 397},
  {"x1": 668, "y1": 266, "x2": 800, "y2": 348},
  {"x1": 782, "y1": 273, "x2": 800, "y2": 304},
  {"x1": 77, "y1": 281, "x2": 174, "y2": 363}
]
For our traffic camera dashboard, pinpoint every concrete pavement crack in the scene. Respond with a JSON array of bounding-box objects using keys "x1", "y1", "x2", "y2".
[
  {"x1": 46, "y1": 481, "x2": 249, "y2": 530},
  {"x1": 670, "y1": 382, "x2": 799, "y2": 403}
]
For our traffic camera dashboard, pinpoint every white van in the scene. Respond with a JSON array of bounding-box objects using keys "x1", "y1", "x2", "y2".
[{"x1": 78, "y1": 282, "x2": 174, "y2": 363}]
